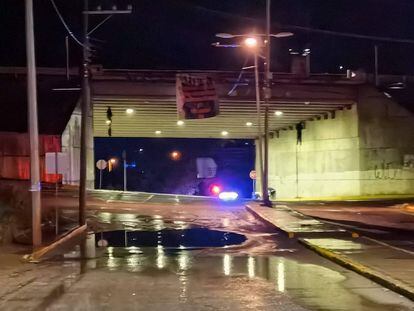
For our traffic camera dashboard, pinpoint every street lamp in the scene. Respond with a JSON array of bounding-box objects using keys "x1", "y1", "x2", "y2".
[
  {"x1": 244, "y1": 37, "x2": 259, "y2": 49},
  {"x1": 214, "y1": 3, "x2": 293, "y2": 206}
]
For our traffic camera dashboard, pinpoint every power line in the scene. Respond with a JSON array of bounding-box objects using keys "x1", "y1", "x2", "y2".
[
  {"x1": 49, "y1": 0, "x2": 86, "y2": 48},
  {"x1": 186, "y1": 2, "x2": 414, "y2": 45},
  {"x1": 285, "y1": 25, "x2": 414, "y2": 44}
]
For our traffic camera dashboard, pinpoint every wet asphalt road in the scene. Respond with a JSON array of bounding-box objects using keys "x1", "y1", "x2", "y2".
[{"x1": 42, "y1": 191, "x2": 414, "y2": 310}]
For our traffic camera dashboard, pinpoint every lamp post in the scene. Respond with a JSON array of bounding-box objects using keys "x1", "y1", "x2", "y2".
[
  {"x1": 242, "y1": 37, "x2": 265, "y2": 203},
  {"x1": 215, "y1": 27, "x2": 293, "y2": 205}
]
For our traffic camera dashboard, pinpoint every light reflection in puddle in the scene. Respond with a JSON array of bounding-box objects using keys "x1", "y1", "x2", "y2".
[
  {"x1": 247, "y1": 256, "x2": 255, "y2": 278},
  {"x1": 71, "y1": 246, "x2": 414, "y2": 311},
  {"x1": 223, "y1": 254, "x2": 232, "y2": 276}
]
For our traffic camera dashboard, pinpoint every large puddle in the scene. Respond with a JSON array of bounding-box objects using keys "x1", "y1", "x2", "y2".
[{"x1": 95, "y1": 228, "x2": 247, "y2": 248}]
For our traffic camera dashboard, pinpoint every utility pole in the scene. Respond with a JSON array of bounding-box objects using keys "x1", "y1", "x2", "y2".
[
  {"x1": 79, "y1": 0, "x2": 90, "y2": 226},
  {"x1": 79, "y1": 3, "x2": 132, "y2": 226},
  {"x1": 262, "y1": 0, "x2": 272, "y2": 206},
  {"x1": 25, "y1": 0, "x2": 42, "y2": 248}
]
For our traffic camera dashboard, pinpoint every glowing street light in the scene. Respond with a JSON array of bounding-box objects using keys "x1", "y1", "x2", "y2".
[
  {"x1": 274, "y1": 110, "x2": 283, "y2": 116},
  {"x1": 244, "y1": 37, "x2": 259, "y2": 49}
]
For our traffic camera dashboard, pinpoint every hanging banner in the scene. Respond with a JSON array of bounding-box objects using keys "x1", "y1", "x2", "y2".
[{"x1": 176, "y1": 74, "x2": 219, "y2": 119}]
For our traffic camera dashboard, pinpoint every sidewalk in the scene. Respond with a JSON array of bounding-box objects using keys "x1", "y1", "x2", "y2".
[
  {"x1": 246, "y1": 203, "x2": 414, "y2": 301},
  {"x1": 0, "y1": 245, "x2": 82, "y2": 310}
]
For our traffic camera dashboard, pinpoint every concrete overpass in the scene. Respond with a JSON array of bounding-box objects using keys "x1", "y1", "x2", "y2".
[
  {"x1": 2, "y1": 66, "x2": 414, "y2": 199},
  {"x1": 91, "y1": 67, "x2": 361, "y2": 138}
]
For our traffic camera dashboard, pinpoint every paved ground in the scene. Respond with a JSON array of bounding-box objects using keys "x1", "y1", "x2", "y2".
[
  {"x1": 289, "y1": 202, "x2": 414, "y2": 253},
  {"x1": 1, "y1": 191, "x2": 414, "y2": 310},
  {"x1": 247, "y1": 202, "x2": 414, "y2": 301}
]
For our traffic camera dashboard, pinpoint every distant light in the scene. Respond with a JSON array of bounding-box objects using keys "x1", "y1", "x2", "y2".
[
  {"x1": 170, "y1": 150, "x2": 182, "y2": 161},
  {"x1": 388, "y1": 82, "x2": 406, "y2": 90},
  {"x1": 339, "y1": 65, "x2": 344, "y2": 70},
  {"x1": 244, "y1": 37, "x2": 258, "y2": 48},
  {"x1": 219, "y1": 191, "x2": 239, "y2": 201},
  {"x1": 155, "y1": 130, "x2": 162, "y2": 135},
  {"x1": 105, "y1": 120, "x2": 111, "y2": 125},
  {"x1": 383, "y1": 92, "x2": 392, "y2": 98},
  {"x1": 211, "y1": 184, "x2": 221, "y2": 195},
  {"x1": 274, "y1": 110, "x2": 283, "y2": 116},
  {"x1": 177, "y1": 120, "x2": 185, "y2": 126},
  {"x1": 126, "y1": 108, "x2": 134, "y2": 114},
  {"x1": 138, "y1": 148, "x2": 144, "y2": 152},
  {"x1": 109, "y1": 158, "x2": 117, "y2": 164},
  {"x1": 221, "y1": 130, "x2": 229, "y2": 136},
  {"x1": 304, "y1": 101, "x2": 310, "y2": 105},
  {"x1": 246, "y1": 122, "x2": 253, "y2": 127}
]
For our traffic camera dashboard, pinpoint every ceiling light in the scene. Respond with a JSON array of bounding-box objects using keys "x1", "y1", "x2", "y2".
[
  {"x1": 126, "y1": 108, "x2": 134, "y2": 114},
  {"x1": 221, "y1": 130, "x2": 229, "y2": 136},
  {"x1": 246, "y1": 122, "x2": 253, "y2": 127},
  {"x1": 177, "y1": 120, "x2": 185, "y2": 126},
  {"x1": 274, "y1": 111, "x2": 283, "y2": 116},
  {"x1": 155, "y1": 130, "x2": 162, "y2": 135}
]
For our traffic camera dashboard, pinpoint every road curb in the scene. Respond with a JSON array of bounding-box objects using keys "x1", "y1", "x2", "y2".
[
  {"x1": 299, "y1": 239, "x2": 414, "y2": 302},
  {"x1": 245, "y1": 204, "x2": 294, "y2": 237}
]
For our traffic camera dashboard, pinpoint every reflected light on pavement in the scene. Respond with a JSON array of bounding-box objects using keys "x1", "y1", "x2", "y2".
[
  {"x1": 222, "y1": 218, "x2": 230, "y2": 227},
  {"x1": 157, "y1": 245, "x2": 166, "y2": 269},
  {"x1": 223, "y1": 254, "x2": 232, "y2": 276},
  {"x1": 277, "y1": 261, "x2": 285, "y2": 293},
  {"x1": 248, "y1": 256, "x2": 255, "y2": 278},
  {"x1": 178, "y1": 251, "x2": 190, "y2": 271}
]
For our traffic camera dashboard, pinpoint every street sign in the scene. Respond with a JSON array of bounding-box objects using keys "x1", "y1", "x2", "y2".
[
  {"x1": 96, "y1": 159, "x2": 108, "y2": 189},
  {"x1": 249, "y1": 170, "x2": 257, "y2": 180},
  {"x1": 196, "y1": 157, "x2": 217, "y2": 179},
  {"x1": 96, "y1": 159, "x2": 107, "y2": 170},
  {"x1": 97, "y1": 239, "x2": 108, "y2": 247},
  {"x1": 176, "y1": 74, "x2": 219, "y2": 119}
]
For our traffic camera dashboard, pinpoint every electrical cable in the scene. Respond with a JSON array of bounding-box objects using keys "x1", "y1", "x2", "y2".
[{"x1": 49, "y1": 0, "x2": 87, "y2": 48}]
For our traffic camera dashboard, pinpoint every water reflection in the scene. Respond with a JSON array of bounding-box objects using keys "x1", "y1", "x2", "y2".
[
  {"x1": 64, "y1": 246, "x2": 414, "y2": 311},
  {"x1": 223, "y1": 254, "x2": 232, "y2": 276},
  {"x1": 156, "y1": 245, "x2": 166, "y2": 269},
  {"x1": 178, "y1": 251, "x2": 190, "y2": 271},
  {"x1": 247, "y1": 256, "x2": 255, "y2": 278},
  {"x1": 277, "y1": 261, "x2": 285, "y2": 293}
]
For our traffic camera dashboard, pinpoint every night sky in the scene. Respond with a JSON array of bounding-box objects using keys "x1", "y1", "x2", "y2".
[{"x1": 1, "y1": 0, "x2": 414, "y2": 74}]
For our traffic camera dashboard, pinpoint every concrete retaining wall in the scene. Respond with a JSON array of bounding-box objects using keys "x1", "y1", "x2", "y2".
[{"x1": 265, "y1": 85, "x2": 414, "y2": 198}]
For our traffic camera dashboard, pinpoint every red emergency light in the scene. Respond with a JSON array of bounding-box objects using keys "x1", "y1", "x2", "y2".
[{"x1": 210, "y1": 184, "x2": 221, "y2": 195}]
